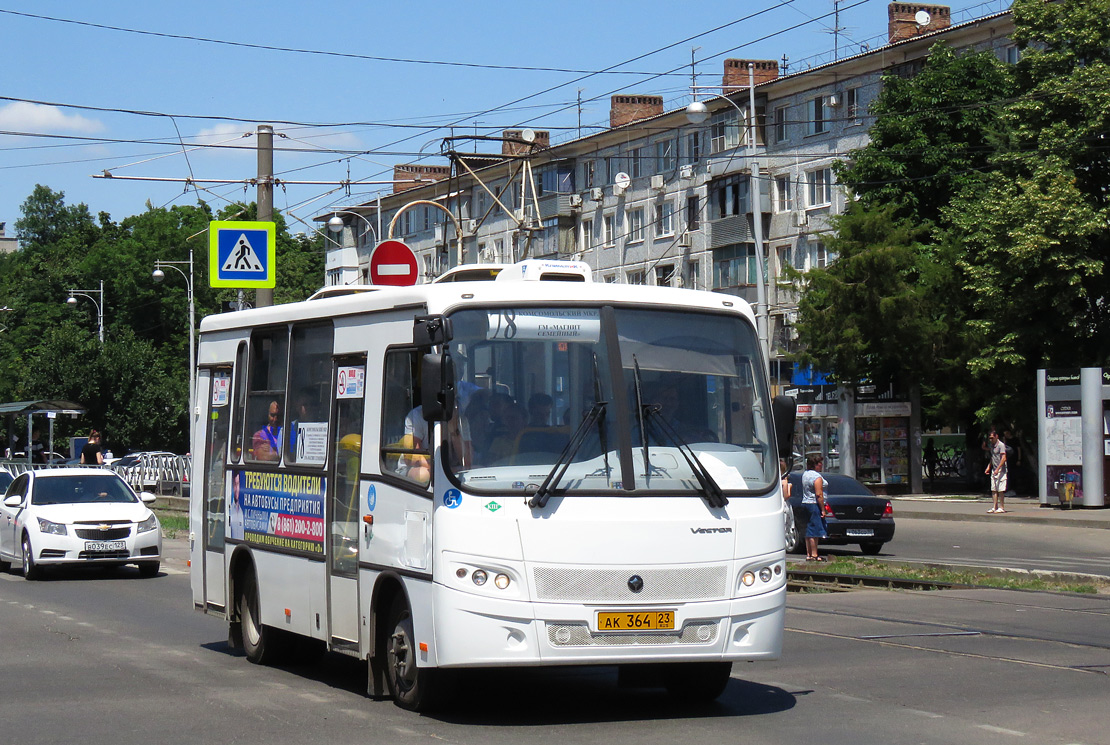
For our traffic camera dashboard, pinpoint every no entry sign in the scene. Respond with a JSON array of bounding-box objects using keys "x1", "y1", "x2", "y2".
[{"x1": 368, "y1": 240, "x2": 420, "y2": 286}]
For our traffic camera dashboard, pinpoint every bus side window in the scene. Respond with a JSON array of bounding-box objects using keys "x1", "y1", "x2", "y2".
[
  {"x1": 244, "y1": 328, "x2": 289, "y2": 464},
  {"x1": 286, "y1": 322, "x2": 334, "y2": 465},
  {"x1": 380, "y1": 349, "x2": 430, "y2": 486}
]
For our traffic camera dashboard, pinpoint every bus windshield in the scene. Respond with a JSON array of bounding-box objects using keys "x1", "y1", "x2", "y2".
[{"x1": 445, "y1": 305, "x2": 775, "y2": 496}]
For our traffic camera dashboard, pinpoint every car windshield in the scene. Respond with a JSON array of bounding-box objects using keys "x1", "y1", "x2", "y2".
[
  {"x1": 445, "y1": 305, "x2": 775, "y2": 496},
  {"x1": 31, "y1": 474, "x2": 138, "y2": 505}
]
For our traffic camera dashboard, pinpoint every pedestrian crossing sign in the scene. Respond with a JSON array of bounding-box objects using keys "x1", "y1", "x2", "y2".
[{"x1": 209, "y1": 220, "x2": 276, "y2": 288}]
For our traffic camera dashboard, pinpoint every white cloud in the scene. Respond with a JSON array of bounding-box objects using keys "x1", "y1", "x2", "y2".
[{"x1": 0, "y1": 101, "x2": 104, "y2": 133}]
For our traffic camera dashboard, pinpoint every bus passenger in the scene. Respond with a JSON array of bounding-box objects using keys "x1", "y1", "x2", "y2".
[{"x1": 252, "y1": 400, "x2": 282, "y2": 462}]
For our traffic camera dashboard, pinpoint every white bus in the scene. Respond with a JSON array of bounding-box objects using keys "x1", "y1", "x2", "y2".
[{"x1": 189, "y1": 260, "x2": 795, "y2": 711}]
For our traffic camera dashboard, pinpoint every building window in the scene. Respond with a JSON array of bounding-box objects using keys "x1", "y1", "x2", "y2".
[
  {"x1": 626, "y1": 207, "x2": 644, "y2": 244},
  {"x1": 603, "y1": 214, "x2": 615, "y2": 247},
  {"x1": 629, "y1": 146, "x2": 647, "y2": 179},
  {"x1": 626, "y1": 269, "x2": 646, "y2": 285},
  {"x1": 604, "y1": 274, "x2": 618, "y2": 283},
  {"x1": 655, "y1": 264, "x2": 675, "y2": 287},
  {"x1": 494, "y1": 239, "x2": 505, "y2": 262},
  {"x1": 686, "y1": 195, "x2": 700, "y2": 230},
  {"x1": 807, "y1": 96, "x2": 828, "y2": 135},
  {"x1": 806, "y1": 168, "x2": 833, "y2": 207},
  {"x1": 656, "y1": 139, "x2": 676, "y2": 173},
  {"x1": 845, "y1": 87, "x2": 861, "y2": 125},
  {"x1": 685, "y1": 259, "x2": 700, "y2": 290},
  {"x1": 812, "y1": 241, "x2": 828, "y2": 269},
  {"x1": 709, "y1": 175, "x2": 750, "y2": 219},
  {"x1": 685, "y1": 131, "x2": 702, "y2": 163},
  {"x1": 774, "y1": 105, "x2": 788, "y2": 142},
  {"x1": 581, "y1": 219, "x2": 594, "y2": 252},
  {"x1": 538, "y1": 218, "x2": 559, "y2": 256},
  {"x1": 709, "y1": 110, "x2": 741, "y2": 153},
  {"x1": 776, "y1": 245, "x2": 791, "y2": 277},
  {"x1": 713, "y1": 245, "x2": 758, "y2": 290},
  {"x1": 774, "y1": 175, "x2": 792, "y2": 212},
  {"x1": 655, "y1": 202, "x2": 674, "y2": 237},
  {"x1": 583, "y1": 159, "x2": 596, "y2": 190}
]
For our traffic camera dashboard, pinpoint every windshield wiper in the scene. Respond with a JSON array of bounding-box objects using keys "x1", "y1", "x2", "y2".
[
  {"x1": 528, "y1": 399, "x2": 607, "y2": 509},
  {"x1": 641, "y1": 403, "x2": 727, "y2": 509}
]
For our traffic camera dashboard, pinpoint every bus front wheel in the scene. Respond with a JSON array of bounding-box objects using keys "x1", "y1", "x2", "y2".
[
  {"x1": 384, "y1": 597, "x2": 443, "y2": 711},
  {"x1": 239, "y1": 571, "x2": 277, "y2": 664}
]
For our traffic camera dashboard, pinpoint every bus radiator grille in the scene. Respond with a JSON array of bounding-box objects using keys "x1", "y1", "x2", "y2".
[{"x1": 533, "y1": 566, "x2": 728, "y2": 603}]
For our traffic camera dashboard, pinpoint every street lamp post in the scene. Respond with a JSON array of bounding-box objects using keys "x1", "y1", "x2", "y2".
[
  {"x1": 327, "y1": 209, "x2": 379, "y2": 284},
  {"x1": 153, "y1": 247, "x2": 196, "y2": 454},
  {"x1": 66, "y1": 280, "x2": 105, "y2": 344},
  {"x1": 686, "y1": 63, "x2": 770, "y2": 365}
]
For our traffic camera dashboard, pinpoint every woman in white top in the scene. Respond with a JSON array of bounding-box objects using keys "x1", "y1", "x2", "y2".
[{"x1": 801, "y1": 454, "x2": 828, "y2": 561}]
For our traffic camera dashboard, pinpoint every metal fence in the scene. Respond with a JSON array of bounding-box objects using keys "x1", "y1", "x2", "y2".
[{"x1": 1, "y1": 454, "x2": 191, "y2": 498}]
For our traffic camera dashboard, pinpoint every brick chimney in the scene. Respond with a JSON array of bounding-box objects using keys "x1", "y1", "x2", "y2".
[
  {"x1": 610, "y1": 95, "x2": 664, "y2": 129},
  {"x1": 723, "y1": 59, "x2": 779, "y2": 92},
  {"x1": 502, "y1": 129, "x2": 550, "y2": 156},
  {"x1": 392, "y1": 164, "x2": 450, "y2": 194},
  {"x1": 888, "y1": 4, "x2": 951, "y2": 43}
]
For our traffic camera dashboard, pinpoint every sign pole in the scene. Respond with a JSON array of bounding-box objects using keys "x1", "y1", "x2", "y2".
[{"x1": 256, "y1": 124, "x2": 274, "y2": 308}]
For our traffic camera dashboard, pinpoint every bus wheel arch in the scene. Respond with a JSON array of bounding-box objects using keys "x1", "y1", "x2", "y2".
[
  {"x1": 229, "y1": 549, "x2": 279, "y2": 664},
  {"x1": 369, "y1": 574, "x2": 446, "y2": 711}
]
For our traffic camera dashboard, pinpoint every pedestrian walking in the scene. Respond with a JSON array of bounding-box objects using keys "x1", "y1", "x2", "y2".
[{"x1": 985, "y1": 428, "x2": 1008, "y2": 513}]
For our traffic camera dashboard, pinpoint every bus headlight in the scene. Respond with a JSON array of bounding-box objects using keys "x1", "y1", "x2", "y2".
[
  {"x1": 741, "y1": 571, "x2": 756, "y2": 586},
  {"x1": 472, "y1": 569, "x2": 488, "y2": 586},
  {"x1": 494, "y1": 573, "x2": 511, "y2": 589}
]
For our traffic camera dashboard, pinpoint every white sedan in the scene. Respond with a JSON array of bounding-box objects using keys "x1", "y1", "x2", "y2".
[{"x1": 0, "y1": 468, "x2": 162, "y2": 579}]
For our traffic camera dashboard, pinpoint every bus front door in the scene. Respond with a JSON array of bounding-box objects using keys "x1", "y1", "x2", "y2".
[
  {"x1": 328, "y1": 358, "x2": 365, "y2": 647},
  {"x1": 201, "y1": 368, "x2": 233, "y2": 613}
]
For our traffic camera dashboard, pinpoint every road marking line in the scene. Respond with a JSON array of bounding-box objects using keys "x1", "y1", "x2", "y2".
[{"x1": 976, "y1": 724, "x2": 1026, "y2": 736}]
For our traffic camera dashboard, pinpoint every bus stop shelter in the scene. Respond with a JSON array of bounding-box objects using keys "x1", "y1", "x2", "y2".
[{"x1": 0, "y1": 399, "x2": 86, "y2": 463}]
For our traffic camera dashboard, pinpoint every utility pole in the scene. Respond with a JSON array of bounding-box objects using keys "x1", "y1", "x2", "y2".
[{"x1": 255, "y1": 124, "x2": 274, "y2": 308}]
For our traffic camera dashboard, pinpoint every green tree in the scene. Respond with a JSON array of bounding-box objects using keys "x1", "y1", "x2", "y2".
[{"x1": 946, "y1": 0, "x2": 1110, "y2": 424}]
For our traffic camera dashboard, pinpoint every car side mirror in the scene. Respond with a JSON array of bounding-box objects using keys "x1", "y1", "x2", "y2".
[
  {"x1": 420, "y1": 352, "x2": 456, "y2": 422},
  {"x1": 139, "y1": 492, "x2": 157, "y2": 504},
  {"x1": 4, "y1": 494, "x2": 22, "y2": 508}
]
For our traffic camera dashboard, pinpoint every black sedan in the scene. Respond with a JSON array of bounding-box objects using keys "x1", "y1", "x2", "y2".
[{"x1": 785, "y1": 472, "x2": 895, "y2": 555}]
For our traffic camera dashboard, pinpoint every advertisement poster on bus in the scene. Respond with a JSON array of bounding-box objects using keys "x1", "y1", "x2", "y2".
[{"x1": 231, "y1": 469, "x2": 326, "y2": 555}]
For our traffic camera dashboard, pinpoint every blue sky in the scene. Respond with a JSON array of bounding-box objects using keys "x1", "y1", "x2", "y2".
[{"x1": 0, "y1": 0, "x2": 1006, "y2": 239}]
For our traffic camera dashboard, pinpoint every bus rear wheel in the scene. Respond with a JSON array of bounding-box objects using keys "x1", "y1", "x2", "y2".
[
  {"x1": 384, "y1": 597, "x2": 442, "y2": 711},
  {"x1": 662, "y1": 661, "x2": 733, "y2": 703},
  {"x1": 239, "y1": 571, "x2": 278, "y2": 664}
]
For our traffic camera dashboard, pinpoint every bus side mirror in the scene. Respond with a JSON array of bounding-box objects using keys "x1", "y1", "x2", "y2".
[
  {"x1": 772, "y1": 395, "x2": 797, "y2": 467},
  {"x1": 420, "y1": 352, "x2": 456, "y2": 422},
  {"x1": 413, "y1": 315, "x2": 453, "y2": 347}
]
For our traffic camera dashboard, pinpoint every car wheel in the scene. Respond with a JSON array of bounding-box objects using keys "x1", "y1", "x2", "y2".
[
  {"x1": 21, "y1": 535, "x2": 41, "y2": 581},
  {"x1": 784, "y1": 514, "x2": 804, "y2": 554},
  {"x1": 860, "y1": 542, "x2": 884, "y2": 556},
  {"x1": 238, "y1": 571, "x2": 278, "y2": 664},
  {"x1": 384, "y1": 597, "x2": 445, "y2": 712},
  {"x1": 138, "y1": 562, "x2": 160, "y2": 578},
  {"x1": 662, "y1": 661, "x2": 732, "y2": 703}
]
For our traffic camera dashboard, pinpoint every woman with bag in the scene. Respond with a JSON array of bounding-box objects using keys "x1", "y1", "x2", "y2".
[{"x1": 801, "y1": 454, "x2": 828, "y2": 561}]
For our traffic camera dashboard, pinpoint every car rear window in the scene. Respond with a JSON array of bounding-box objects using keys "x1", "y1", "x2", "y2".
[{"x1": 32, "y1": 475, "x2": 138, "y2": 505}]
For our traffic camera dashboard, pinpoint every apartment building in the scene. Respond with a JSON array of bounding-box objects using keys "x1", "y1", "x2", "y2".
[{"x1": 318, "y1": 3, "x2": 1017, "y2": 390}]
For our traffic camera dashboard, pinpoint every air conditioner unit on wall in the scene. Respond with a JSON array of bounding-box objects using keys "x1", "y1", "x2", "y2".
[
  {"x1": 569, "y1": 194, "x2": 582, "y2": 207},
  {"x1": 650, "y1": 174, "x2": 665, "y2": 191},
  {"x1": 678, "y1": 231, "x2": 691, "y2": 247},
  {"x1": 679, "y1": 164, "x2": 694, "y2": 180},
  {"x1": 590, "y1": 187, "x2": 604, "y2": 201},
  {"x1": 465, "y1": 219, "x2": 478, "y2": 234},
  {"x1": 792, "y1": 211, "x2": 809, "y2": 228}
]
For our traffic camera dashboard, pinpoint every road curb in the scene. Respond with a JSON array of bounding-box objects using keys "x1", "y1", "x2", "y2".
[{"x1": 895, "y1": 509, "x2": 1110, "y2": 530}]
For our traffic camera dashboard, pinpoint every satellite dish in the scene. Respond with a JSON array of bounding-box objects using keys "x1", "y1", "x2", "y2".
[
  {"x1": 915, "y1": 9, "x2": 931, "y2": 25},
  {"x1": 520, "y1": 128, "x2": 536, "y2": 143},
  {"x1": 614, "y1": 172, "x2": 631, "y2": 190}
]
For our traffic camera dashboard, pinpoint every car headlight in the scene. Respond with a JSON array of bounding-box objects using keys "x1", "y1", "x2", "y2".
[
  {"x1": 37, "y1": 517, "x2": 67, "y2": 536},
  {"x1": 137, "y1": 514, "x2": 160, "y2": 534}
]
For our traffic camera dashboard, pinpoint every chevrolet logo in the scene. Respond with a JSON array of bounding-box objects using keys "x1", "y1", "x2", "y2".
[{"x1": 98, "y1": 524, "x2": 112, "y2": 531}]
